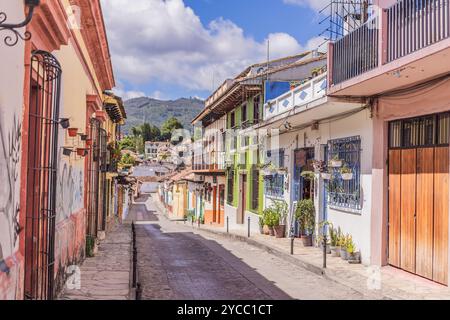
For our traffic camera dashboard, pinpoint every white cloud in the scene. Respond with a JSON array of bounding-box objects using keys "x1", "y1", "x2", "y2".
[
  {"x1": 102, "y1": 0, "x2": 323, "y2": 93},
  {"x1": 283, "y1": 0, "x2": 330, "y2": 11}
]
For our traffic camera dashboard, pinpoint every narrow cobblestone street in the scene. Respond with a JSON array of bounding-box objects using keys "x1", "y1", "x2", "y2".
[{"x1": 130, "y1": 194, "x2": 365, "y2": 300}]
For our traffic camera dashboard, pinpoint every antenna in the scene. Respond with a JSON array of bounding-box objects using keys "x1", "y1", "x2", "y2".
[{"x1": 319, "y1": 0, "x2": 372, "y2": 42}]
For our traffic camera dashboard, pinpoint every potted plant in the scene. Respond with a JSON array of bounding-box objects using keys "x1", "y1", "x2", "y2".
[
  {"x1": 85, "y1": 138, "x2": 92, "y2": 146},
  {"x1": 340, "y1": 234, "x2": 351, "y2": 261},
  {"x1": 258, "y1": 215, "x2": 265, "y2": 234},
  {"x1": 340, "y1": 164, "x2": 353, "y2": 180},
  {"x1": 262, "y1": 207, "x2": 274, "y2": 235},
  {"x1": 328, "y1": 155, "x2": 343, "y2": 168},
  {"x1": 347, "y1": 239, "x2": 361, "y2": 264},
  {"x1": 301, "y1": 171, "x2": 315, "y2": 182},
  {"x1": 312, "y1": 160, "x2": 326, "y2": 173},
  {"x1": 273, "y1": 200, "x2": 288, "y2": 238},
  {"x1": 79, "y1": 133, "x2": 88, "y2": 141},
  {"x1": 59, "y1": 118, "x2": 70, "y2": 129},
  {"x1": 295, "y1": 199, "x2": 315, "y2": 247},
  {"x1": 68, "y1": 128, "x2": 78, "y2": 137},
  {"x1": 334, "y1": 227, "x2": 343, "y2": 257},
  {"x1": 329, "y1": 226, "x2": 339, "y2": 257}
]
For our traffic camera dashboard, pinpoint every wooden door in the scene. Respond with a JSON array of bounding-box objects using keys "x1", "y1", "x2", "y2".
[
  {"x1": 388, "y1": 150, "x2": 401, "y2": 268},
  {"x1": 237, "y1": 175, "x2": 247, "y2": 224},
  {"x1": 400, "y1": 149, "x2": 417, "y2": 274},
  {"x1": 434, "y1": 147, "x2": 449, "y2": 285},
  {"x1": 212, "y1": 186, "x2": 217, "y2": 223},
  {"x1": 416, "y1": 148, "x2": 434, "y2": 279}
]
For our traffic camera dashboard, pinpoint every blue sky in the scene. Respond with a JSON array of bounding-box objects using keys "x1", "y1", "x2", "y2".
[{"x1": 101, "y1": 0, "x2": 328, "y2": 101}]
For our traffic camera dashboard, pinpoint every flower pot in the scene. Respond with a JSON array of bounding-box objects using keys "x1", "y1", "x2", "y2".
[
  {"x1": 259, "y1": 225, "x2": 264, "y2": 235},
  {"x1": 59, "y1": 118, "x2": 70, "y2": 129},
  {"x1": 274, "y1": 225, "x2": 286, "y2": 238},
  {"x1": 329, "y1": 160, "x2": 343, "y2": 168},
  {"x1": 341, "y1": 249, "x2": 349, "y2": 260},
  {"x1": 333, "y1": 246, "x2": 341, "y2": 257},
  {"x1": 85, "y1": 139, "x2": 92, "y2": 146},
  {"x1": 62, "y1": 147, "x2": 73, "y2": 157},
  {"x1": 68, "y1": 128, "x2": 78, "y2": 137},
  {"x1": 301, "y1": 235, "x2": 313, "y2": 247},
  {"x1": 79, "y1": 134, "x2": 88, "y2": 141},
  {"x1": 330, "y1": 246, "x2": 339, "y2": 257},
  {"x1": 341, "y1": 173, "x2": 353, "y2": 180},
  {"x1": 321, "y1": 173, "x2": 332, "y2": 180},
  {"x1": 269, "y1": 227, "x2": 275, "y2": 236},
  {"x1": 348, "y1": 252, "x2": 361, "y2": 264},
  {"x1": 77, "y1": 148, "x2": 88, "y2": 157}
]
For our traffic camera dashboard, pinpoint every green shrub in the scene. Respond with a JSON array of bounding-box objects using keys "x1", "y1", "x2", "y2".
[{"x1": 295, "y1": 199, "x2": 316, "y2": 235}]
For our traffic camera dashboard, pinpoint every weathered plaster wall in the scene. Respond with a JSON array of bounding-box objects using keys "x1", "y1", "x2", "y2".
[
  {"x1": 51, "y1": 36, "x2": 99, "y2": 291},
  {"x1": 0, "y1": 0, "x2": 26, "y2": 301}
]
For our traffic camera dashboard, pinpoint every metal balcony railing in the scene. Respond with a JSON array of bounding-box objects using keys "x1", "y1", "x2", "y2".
[
  {"x1": 387, "y1": 0, "x2": 450, "y2": 62},
  {"x1": 331, "y1": 16, "x2": 379, "y2": 85}
]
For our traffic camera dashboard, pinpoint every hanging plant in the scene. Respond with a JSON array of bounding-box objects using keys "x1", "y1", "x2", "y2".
[
  {"x1": 328, "y1": 155, "x2": 343, "y2": 168},
  {"x1": 85, "y1": 138, "x2": 92, "y2": 146},
  {"x1": 301, "y1": 171, "x2": 315, "y2": 181},
  {"x1": 340, "y1": 164, "x2": 353, "y2": 180},
  {"x1": 321, "y1": 168, "x2": 333, "y2": 180},
  {"x1": 312, "y1": 160, "x2": 326, "y2": 173}
]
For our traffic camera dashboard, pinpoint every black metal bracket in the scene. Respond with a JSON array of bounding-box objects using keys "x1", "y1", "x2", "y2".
[{"x1": 0, "y1": 0, "x2": 40, "y2": 47}]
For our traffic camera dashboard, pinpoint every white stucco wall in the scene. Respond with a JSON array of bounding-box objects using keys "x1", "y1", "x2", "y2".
[{"x1": 263, "y1": 107, "x2": 374, "y2": 264}]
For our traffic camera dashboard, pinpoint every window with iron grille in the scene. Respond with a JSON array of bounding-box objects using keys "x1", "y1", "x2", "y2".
[
  {"x1": 227, "y1": 169, "x2": 234, "y2": 204},
  {"x1": 264, "y1": 174, "x2": 284, "y2": 198},
  {"x1": 251, "y1": 165, "x2": 259, "y2": 210},
  {"x1": 389, "y1": 112, "x2": 450, "y2": 148},
  {"x1": 327, "y1": 136, "x2": 361, "y2": 210}
]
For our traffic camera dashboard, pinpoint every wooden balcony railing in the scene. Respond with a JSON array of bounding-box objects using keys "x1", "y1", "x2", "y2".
[{"x1": 387, "y1": 0, "x2": 450, "y2": 62}]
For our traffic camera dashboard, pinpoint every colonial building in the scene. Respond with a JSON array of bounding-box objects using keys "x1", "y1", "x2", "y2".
[
  {"x1": 327, "y1": 0, "x2": 450, "y2": 285},
  {"x1": 0, "y1": 0, "x2": 125, "y2": 300}
]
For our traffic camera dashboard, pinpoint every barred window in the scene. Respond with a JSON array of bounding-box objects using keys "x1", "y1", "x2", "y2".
[
  {"x1": 327, "y1": 136, "x2": 361, "y2": 210},
  {"x1": 389, "y1": 112, "x2": 450, "y2": 148},
  {"x1": 264, "y1": 174, "x2": 284, "y2": 198},
  {"x1": 227, "y1": 169, "x2": 234, "y2": 204}
]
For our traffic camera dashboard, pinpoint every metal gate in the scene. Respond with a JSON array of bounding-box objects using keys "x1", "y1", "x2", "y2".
[
  {"x1": 86, "y1": 118, "x2": 100, "y2": 238},
  {"x1": 24, "y1": 51, "x2": 62, "y2": 300}
]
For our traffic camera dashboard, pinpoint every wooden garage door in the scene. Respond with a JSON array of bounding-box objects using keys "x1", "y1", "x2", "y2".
[{"x1": 388, "y1": 114, "x2": 449, "y2": 285}]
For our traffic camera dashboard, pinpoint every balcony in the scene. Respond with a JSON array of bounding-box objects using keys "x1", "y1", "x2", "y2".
[
  {"x1": 192, "y1": 152, "x2": 226, "y2": 174},
  {"x1": 329, "y1": 0, "x2": 450, "y2": 96},
  {"x1": 264, "y1": 73, "x2": 327, "y2": 120}
]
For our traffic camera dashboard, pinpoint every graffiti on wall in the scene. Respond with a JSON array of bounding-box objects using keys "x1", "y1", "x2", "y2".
[
  {"x1": 0, "y1": 115, "x2": 22, "y2": 299},
  {"x1": 56, "y1": 160, "x2": 84, "y2": 222}
]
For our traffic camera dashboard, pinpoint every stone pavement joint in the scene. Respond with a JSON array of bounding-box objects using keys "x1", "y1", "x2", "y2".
[{"x1": 59, "y1": 223, "x2": 132, "y2": 300}]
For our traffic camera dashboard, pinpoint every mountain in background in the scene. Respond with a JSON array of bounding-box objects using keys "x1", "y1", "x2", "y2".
[{"x1": 122, "y1": 97, "x2": 204, "y2": 134}]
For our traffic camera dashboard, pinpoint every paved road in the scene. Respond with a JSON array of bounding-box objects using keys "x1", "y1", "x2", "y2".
[{"x1": 134, "y1": 194, "x2": 365, "y2": 300}]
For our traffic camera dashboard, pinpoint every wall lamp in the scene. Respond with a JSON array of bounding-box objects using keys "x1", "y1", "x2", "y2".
[{"x1": 0, "y1": 0, "x2": 40, "y2": 47}]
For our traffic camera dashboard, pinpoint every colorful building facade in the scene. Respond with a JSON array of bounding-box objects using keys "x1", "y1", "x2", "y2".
[{"x1": 0, "y1": 0, "x2": 124, "y2": 300}]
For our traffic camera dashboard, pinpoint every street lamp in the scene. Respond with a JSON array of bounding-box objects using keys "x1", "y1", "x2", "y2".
[{"x1": 0, "y1": 0, "x2": 40, "y2": 47}]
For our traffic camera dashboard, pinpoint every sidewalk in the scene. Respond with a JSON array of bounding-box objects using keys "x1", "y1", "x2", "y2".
[
  {"x1": 59, "y1": 224, "x2": 132, "y2": 300},
  {"x1": 153, "y1": 196, "x2": 450, "y2": 300}
]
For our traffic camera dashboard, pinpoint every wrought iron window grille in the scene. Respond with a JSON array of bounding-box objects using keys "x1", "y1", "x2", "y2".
[
  {"x1": 0, "y1": 0, "x2": 40, "y2": 47},
  {"x1": 327, "y1": 136, "x2": 362, "y2": 210}
]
